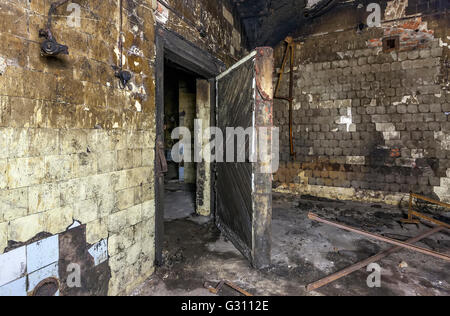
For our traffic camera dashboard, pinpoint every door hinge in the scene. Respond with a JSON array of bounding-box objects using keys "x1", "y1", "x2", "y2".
[{"x1": 156, "y1": 141, "x2": 168, "y2": 176}]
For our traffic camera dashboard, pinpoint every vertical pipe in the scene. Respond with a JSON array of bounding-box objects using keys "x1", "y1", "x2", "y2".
[
  {"x1": 119, "y1": 0, "x2": 123, "y2": 70},
  {"x1": 154, "y1": 28, "x2": 165, "y2": 267},
  {"x1": 289, "y1": 43, "x2": 295, "y2": 158}
]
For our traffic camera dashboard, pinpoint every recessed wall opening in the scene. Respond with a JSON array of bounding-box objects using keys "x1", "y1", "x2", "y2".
[
  {"x1": 383, "y1": 36, "x2": 400, "y2": 52},
  {"x1": 163, "y1": 60, "x2": 199, "y2": 221}
]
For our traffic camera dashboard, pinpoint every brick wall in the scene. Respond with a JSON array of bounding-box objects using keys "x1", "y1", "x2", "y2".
[
  {"x1": 273, "y1": 0, "x2": 450, "y2": 204},
  {"x1": 0, "y1": 0, "x2": 243, "y2": 296}
]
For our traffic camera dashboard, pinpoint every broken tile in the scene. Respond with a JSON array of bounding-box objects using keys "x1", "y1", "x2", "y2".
[{"x1": 88, "y1": 239, "x2": 108, "y2": 266}]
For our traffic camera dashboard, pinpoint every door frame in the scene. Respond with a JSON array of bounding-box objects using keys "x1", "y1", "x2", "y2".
[{"x1": 154, "y1": 25, "x2": 225, "y2": 266}]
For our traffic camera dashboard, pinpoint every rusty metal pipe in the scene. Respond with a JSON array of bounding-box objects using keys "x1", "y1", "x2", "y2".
[
  {"x1": 411, "y1": 193, "x2": 450, "y2": 209},
  {"x1": 306, "y1": 225, "x2": 445, "y2": 292},
  {"x1": 274, "y1": 37, "x2": 296, "y2": 158},
  {"x1": 288, "y1": 43, "x2": 295, "y2": 158},
  {"x1": 47, "y1": 0, "x2": 70, "y2": 30},
  {"x1": 409, "y1": 211, "x2": 450, "y2": 230},
  {"x1": 205, "y1": 280, "x2": 253, "y2": 296},
  {"x1": 403, "y1": 193, "x2": 450, "y2": 229},
  {"x1": 308, "y1": 213, "x2": 450, "y2": 262}
]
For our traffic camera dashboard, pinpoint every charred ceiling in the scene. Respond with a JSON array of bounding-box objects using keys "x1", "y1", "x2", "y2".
[{"x1": 232, "y1": 0, "x2": 339, "y2": 48}]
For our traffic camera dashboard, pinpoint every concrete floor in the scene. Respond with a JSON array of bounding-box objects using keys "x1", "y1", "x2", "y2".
[
  {"x1": 132, "y1": 191, "x2": 450, "y2": 296},
  {"x1": 164, "y1": 182, "x2": 197, "y2": 221}
]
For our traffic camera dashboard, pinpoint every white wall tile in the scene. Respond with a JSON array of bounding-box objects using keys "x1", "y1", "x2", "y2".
[
  {"x1": 28, "y1": 262, "x2": 59, "y2": 294},
  {"x1": 88, "y1": 239, "x2": 108, "y2": 266},
  {"x1": 0, "y1": 277, "x2": 27, "y2": 296},
  {"x1": 0, "y1": 246, "x2": 26, "y2": 286},
  {"x1": 26, "y1": 235, "x2": 59, "y2": 273}
]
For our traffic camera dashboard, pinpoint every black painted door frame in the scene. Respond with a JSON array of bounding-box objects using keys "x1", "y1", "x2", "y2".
[{"x1": 154, "y1": 25, "x2": 225, "y2": 266}]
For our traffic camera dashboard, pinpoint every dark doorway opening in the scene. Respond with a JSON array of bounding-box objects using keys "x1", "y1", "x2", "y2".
[
  {"x1": 163, "y1": 60, "x2": 198, "y2": 221},
  {"x1": 154, "y1": 26, "x2": 225, "y2": 266}
]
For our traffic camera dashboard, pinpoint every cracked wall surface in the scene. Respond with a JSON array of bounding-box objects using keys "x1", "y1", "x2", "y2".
[
  {"x1": 273, "y1": 0, "x2": 450, "y2": 204},
  {"x1": 0, "y1": 0, "x2": 244, "y2": 296}
]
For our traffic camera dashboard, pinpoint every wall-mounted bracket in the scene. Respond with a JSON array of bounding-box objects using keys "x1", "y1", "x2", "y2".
[
  {"x1": 113, "y1": 66, "x2": 132, "y2": 89},
  {"x1": 39, "y1": 0, "x2": 70, "y2": 57}
]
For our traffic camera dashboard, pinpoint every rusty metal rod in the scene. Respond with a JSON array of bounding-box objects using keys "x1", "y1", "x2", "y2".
[
  {"x1": 306, "y1": 225, "x2": 445, "y2": 292},
  {"x1": 403, "y1": 193, "x2": 450, "y2": 229},
  {"x1": 223, "y1": 281, "x2": 253, "y2": 297},
  {"x1": 206, "y1": 280, "x2": 253, "y2": 296},
  {"x1": 288, "y1": 42, "x2": 295, "y2": 158},
  {"x1": 308, "y1": 213, "x2": 450, "y2": 262},
  {"x1": 47, "y1": 0, "x2": 70, "y2": 29},
  {"x1": 409, "y1": 211, "x2": 450, "y2": 230},
  {"x1": 274, "y1": 37, "x2": 296, "y2": 158},
  {"x1": 274, "y1": 96, "x2": 293, "y2": 101},
  {"x1": 411, "y1": 193, "x2": 450, "y2": 209}
]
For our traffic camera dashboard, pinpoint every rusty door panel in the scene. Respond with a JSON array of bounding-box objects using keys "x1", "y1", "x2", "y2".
[{"x1": 215, "y1": 48, "x2": 273, "y2": 269}]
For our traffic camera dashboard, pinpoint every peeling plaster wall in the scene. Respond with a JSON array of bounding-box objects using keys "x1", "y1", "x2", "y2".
[
  {"x1": 273, "y1": 0, "x2": 450, "y2": 205},
  {"x1": 0, "y1": 0, "x2": 244, "y2": 296}
]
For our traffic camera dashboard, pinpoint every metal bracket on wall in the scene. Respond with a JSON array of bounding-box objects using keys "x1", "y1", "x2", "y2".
[
  {"x1": 156, "y1": 141, "x2": 168, "y2": 176},
  {"x1": 274, "y1": 36, "x2": 296, "y2": 159},
  {"x1": 39, "y1": 0, "x2": 70, "y2": 57}
]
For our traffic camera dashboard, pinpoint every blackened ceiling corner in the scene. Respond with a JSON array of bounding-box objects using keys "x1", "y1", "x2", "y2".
[{"x1": 232, "y1": 0, "x2": 339, "y2": 48}]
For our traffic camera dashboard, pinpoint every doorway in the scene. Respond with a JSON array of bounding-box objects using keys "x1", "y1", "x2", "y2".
[
  {"x1": 154, "y1": 26, "x2": 273, "y2": 269},
  {"x1": 154, "y1": 26, "x2": 224, "y2": 266},
  {"x1": 163, "y1": 61, "x2": 198, "y2": 221}
]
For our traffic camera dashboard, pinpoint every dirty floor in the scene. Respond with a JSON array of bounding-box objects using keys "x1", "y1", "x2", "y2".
[
  {"x1": 163, "y1": 181, "x2": 197, "y2": 221},
  {"x1": 132, "y1": 192, "x2": 450, "y2": 296}
]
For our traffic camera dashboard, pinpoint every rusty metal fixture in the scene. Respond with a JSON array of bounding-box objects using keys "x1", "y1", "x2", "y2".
[
  {"x1": 306, "y1": 226, "x2": 445, "y2": 292},
  {"x1": 390, "y1": 148, "x2": 401, "y2": 158},
  {"x1": 402, "y1": 193, "x2": 450, "y2": 229},
  {"x1": 204, "y1": 280, "x2": 253, "y2": 296},
  {"x1": 113, "y1": 67, "x2": 132, "y2": 88},
  {"x1": 32, "y1": 277, "x2": 60, "y2": 296},
  {"x1": 39, "y1": 0, "x2": 70, "y2": 57},
  {"x1": 274, "y1": 36, "x2": 296, "y2": 159},
  {"x1": 112, "y1": 0, "x2": 133, "y2": 89},
  {"x1": 39, "y1": 30, "x2": 69, "y2": 57},
  {"x1": 112, "y1": 0, "x2": 132, "y2": 89},
  {"x1": 308, "y1": 213, "x2": 450, "y2": 262},
  {"x1": 156, "y1": 140, "x2": 168, "y2": 176}
]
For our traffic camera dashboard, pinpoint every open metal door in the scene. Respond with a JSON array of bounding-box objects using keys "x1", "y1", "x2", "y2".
[{"x1": 215, "y1": 48, "x2": 273, "y2": 269}]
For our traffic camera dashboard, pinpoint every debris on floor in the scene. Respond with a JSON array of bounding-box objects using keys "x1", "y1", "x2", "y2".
[
  {"x1": 132, "y1": 193, "x2": 450, "y2": 296},
  {"x1": 204, "y1": 280, "x2": 253, "y2": 296}
]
